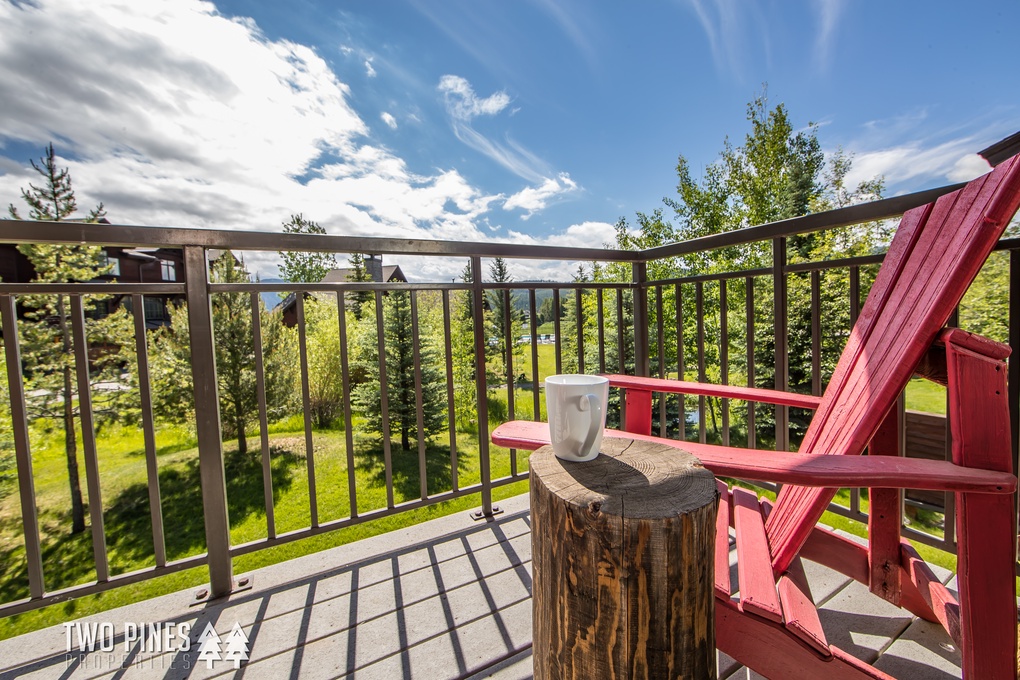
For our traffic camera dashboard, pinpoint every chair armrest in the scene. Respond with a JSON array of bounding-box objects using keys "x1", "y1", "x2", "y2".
[
  {"x1": 604, "y1": 374, "x2": 822, "y2": 410},
  {"x1": 491, "y1": 420, "x2": 1016, "y2": 495}
]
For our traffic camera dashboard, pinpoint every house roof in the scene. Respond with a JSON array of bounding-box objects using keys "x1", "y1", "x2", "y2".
[{"x1": 322, "y1": 265, "x2": 406, "y2": 283}]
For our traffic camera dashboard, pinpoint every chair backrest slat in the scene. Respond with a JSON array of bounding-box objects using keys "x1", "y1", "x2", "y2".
[{"x1": 766, "y1": 155, "x2": 1020, "y2": 575}]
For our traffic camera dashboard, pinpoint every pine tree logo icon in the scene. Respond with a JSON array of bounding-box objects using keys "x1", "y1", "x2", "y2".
[
  {"x1": 224, "y1": 622, "x2": 250, "y2": 668},
  {"x1": 196, "y1": 622, "x2": 222, "y2": 669}
]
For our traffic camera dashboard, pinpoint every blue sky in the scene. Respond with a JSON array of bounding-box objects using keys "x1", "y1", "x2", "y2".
[{"x1": 0, "y1": 0, "x2": 1017, "y2": 280}]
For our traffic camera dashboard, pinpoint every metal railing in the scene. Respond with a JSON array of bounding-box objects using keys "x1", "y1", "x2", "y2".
[{"x1": 0, "y1": 172, "x2": 1016, "y2": 616}]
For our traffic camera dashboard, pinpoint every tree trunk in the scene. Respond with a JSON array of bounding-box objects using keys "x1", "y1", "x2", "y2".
[
  {"x1": 236, "y1": 421, "x2": 247, "y2": 456},
  {"x1": 58, "y1": 296, "x2": 86, "y2": 534},
  {"x1": 530, "y1": 437, "x2": 718, "y2": 679}
]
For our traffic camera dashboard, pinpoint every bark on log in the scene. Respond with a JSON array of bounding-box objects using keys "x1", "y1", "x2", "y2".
[{"x1": 530, "y1": 437, "x2": 718, "y2": 680}]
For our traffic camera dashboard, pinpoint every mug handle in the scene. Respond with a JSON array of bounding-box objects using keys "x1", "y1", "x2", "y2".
[{"x1": 579, "y1": 392, "x2": 603, "y2": 458}]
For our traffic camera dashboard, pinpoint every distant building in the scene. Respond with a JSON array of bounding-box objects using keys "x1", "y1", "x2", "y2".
[
  {"x1": 0, "y1": 220, "x2": 186, "y2": 328},
  {"x1": 278, "y1": 254, "x2": 407, "y2": 327}
]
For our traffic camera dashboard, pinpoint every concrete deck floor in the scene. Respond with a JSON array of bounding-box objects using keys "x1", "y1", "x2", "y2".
[{"x1": 0, "y1": 492, "x2": 964, "y2": 679}]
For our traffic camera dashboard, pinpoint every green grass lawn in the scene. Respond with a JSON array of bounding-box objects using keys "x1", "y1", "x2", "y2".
[
  {"x1": 904, "y1": 377, "x2": 946, "y2": 414},
  {"x1": 515, "y1": 341, "x2": 558, "y2": 383},
  {"x1": 0, "y1": 416, "x2": 527, "y2": 640}
]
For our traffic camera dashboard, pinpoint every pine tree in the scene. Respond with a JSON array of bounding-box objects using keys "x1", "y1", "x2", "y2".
[
  {"x1": 346, "y1": 252, "x2": 374, "y2": 320},
  {"x1": 278, "y1": 214, "x2": 336, "y2": 283},
  {"x1": 148, "y1": 253, "x2": 296, "y2": 454},
  {"x1": 354, "y1": 291, "x2": 445, "y2": 450},
  {"x1": 487, "y1": 257, "x2": 521, "y2": 382},
  {"x1": 5, "y1": 143, "x2": 130, "y2": 534}
]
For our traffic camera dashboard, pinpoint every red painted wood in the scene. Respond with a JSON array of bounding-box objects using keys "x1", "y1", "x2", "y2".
[
  {"x1": 937, "y1": 326, "x2": 1011, "y2": 360},
  {"x1": 944, "y1": 339, "x2": 1018, "y2": 679},
  {"x1": 715, "y1": 481, "x2": 732, "y2": 596},
  {"x1": 777, "y1": 557, "x2": 830, "y2": 656},
  {"x1": 490, "y1": 420, "x2": 1016, "y2": 494},
  {"x1": 623, "y1": 388, "x2": 652, "y2": 435},
  {"x1": 900, "y1": 542, "x2": 962, "y2": 644},
  {"x1": 768, "y1": 155, "x2": 1020, "y2": 574},
  {"x1": 715, "y1": 596, "x2": 892, "y2": 680},
  {"x1": 732, "y1": 487, "x2": 783, "y2": 622},
  {"x1": 799, "y1": 523, "x2": 870, "y2": 586},
  {"x1": 867, "y1": 404, "x2": 903, "y2": 606},
  {"x1": 605, "y1": 374, "x2": 822, "y2": 410}
]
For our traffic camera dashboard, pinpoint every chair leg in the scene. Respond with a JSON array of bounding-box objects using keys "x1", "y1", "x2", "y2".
[
  {"x1": 956, "y1": 491, "x2": 1017, "y2": 679},
  {"x1": 944, "y1": 336, "x2": 1018, "y2": 678}
]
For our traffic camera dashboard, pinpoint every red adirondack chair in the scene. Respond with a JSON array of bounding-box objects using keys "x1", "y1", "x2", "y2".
[{"x1": 493, "y1": 153, "x2": 1020, "y2": 678}]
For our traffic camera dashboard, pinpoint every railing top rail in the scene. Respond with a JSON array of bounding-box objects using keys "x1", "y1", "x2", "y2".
[
  {"x1": 2, "y1": 179, "x2": 1006, "y2": 267},
  {"x1": 0, "y1": 220, "x2": 637, "y2": 263},
  {"x1": 640, "y1": 183, "x2": 965, "y2": 261}
]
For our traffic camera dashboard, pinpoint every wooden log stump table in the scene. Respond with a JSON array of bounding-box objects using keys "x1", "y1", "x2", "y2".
[{"x1": 530, "y1": 437, "x2": 718, "y2": 680}]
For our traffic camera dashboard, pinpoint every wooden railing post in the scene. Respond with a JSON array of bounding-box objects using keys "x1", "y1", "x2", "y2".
[
  {"x1": 772, "y1": 237, "x2": 789, "y2": 452},
  {"x1": 470, "y1": 256, "x2": 498, "y2": 519},
  {"x1": 632, "y1": 261, "x2": 649, "y2": 378},
  {"x1": 183, "y1": 246, "x2": 234, "y2": 598}
]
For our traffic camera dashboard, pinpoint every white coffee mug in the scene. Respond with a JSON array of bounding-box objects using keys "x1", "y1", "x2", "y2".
[{"x1": 545, "y1": 374, "x2": 609, "y2": 462}]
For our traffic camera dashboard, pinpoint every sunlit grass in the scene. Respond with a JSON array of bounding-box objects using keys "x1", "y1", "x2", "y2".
[{"x1": 0, "y1": 415, "x2": 527, "y2": 640}]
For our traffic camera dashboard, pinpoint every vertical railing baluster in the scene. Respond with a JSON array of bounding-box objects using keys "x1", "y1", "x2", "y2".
[
  {"x1": 773, "y1": 237, "x2": 789, "y2": 452},
  {"x1": 696, "y1": 281, "x2": 706, "y2": 444},
  {"x1": 632, "y1": 263, "x2": 649, "y2": 377},
  {"x1": 575, "y1": 288, "x2": 585, "y2": 374},
  {"x1": 849, "y1": 266, "x2": 860, "y2": 328},
  {"x1": 529, "y1": 290, "x2": 540, "y2": 422},
  {"x1": 746, "y1": 277, "x2": 756, "y2": 449},
  {"x1": 470, "y1": 257, "x2": 495, "y2": 517},
  {"x1": 617, "y1": 288, "x2": 626, "y2": 427},
  {"x1": 250, "y1": 292, "x2": 275, "y2": 538},
  {"x1": 504, "y1": 289, "x2": 516, "y2": 477},
  {"x1": 374, "y1": 290, "x2": 394, "y2": 509},
  {"x1": 553, "y1": 289, "x2": 563, "y2": 375},
  {"x1": 411, "y1": 291, "x2": 428, "y2": 500},
  {"x1": 597, "y1": 289, "x2": 606, "y2": 373},
  {"x1": 811, "y1": 271, "x2": 822, "y2": 397},
  {"x1": 0, "y1": 296, "x2": 44, "y2": 599},
  {"x1": 183, "y1": 245, "x2": 233, "y2": 598},
  {"x1": 69, "y1": 295, "x2": 109, "y2": 583},
  {"x1": 131, "y1": 295, "x2": 166, "y2": 564},
  {"x1": 720, "y1": 281, "x2": 730, "y2": 448},
  {"x1": 656, "y1": 286, "x2": 666, "y2": 437},
  {"x1": 295, "y1": 294, "x2": 318, "y2": 526},
  {"x1": 442, "y1": 291, "x2": 458, "y2": 492},
  {"x1": 337, "y1": 293, "x2": 359, "y2": 515},
  {"x1": 676, "y1": 283, "x2": 685, "y2": 441}
]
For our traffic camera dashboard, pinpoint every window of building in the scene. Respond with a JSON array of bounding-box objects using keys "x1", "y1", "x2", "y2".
[
  {"x1": 160, "y1": 259, "x2": 176, "y2": 281},
  {"x1": 143, "y1": 296, "x2": 167, "y2": 321},
  {"x1": 100, "y1": 252, "x2": 120, "y2": 276}
]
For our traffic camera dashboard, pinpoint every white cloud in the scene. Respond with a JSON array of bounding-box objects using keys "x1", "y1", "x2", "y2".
[
  {"x1": 0, "y1": 1, "x2": 609, "y2": 284},
  {"x1": 687, "y1": 0, "x2": 843, "y2": 78},
  {"x1": 843, "y1": 136, "x2": 992, "y2": 192},
  {"x1": 811, "y1": 0, "x2": 844, "y2": 71},
  {"x1": 0, "y1": 0, "x2": 524, "y2": 282},
  {"x1": 364, "y1": 58, "x2": 376, "y2": 77},
  {"x1": 437, "y1": 74, "x2": 567, "y2": 190},
  {"x1": 437, "y1": 75, "x2": 511, "y2": 121},
  {"x1": 947, "y1": 153, "x2": 992, "y2": 183},
  {"x1": 380, "y1": 112, "x2": 398, "y2": 129},
  {"x1": 504, "y1": 174, "x2": 578, "y2": 218}
]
